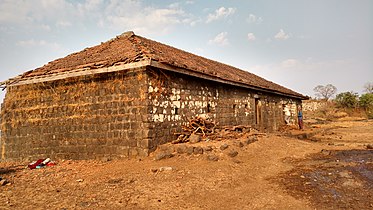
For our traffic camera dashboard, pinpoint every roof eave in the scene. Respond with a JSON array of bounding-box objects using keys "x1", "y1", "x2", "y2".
[{"x1": 149, "y1": 60, "x2": 308, "y2": 100}]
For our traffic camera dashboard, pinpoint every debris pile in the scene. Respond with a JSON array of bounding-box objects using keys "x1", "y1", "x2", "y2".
[
  {"x1": 172, "y1": 116, "x2": 266, "y2": 144},
  {"x1": 173, "y1": 116, "x2": 217, "y2": 144}
]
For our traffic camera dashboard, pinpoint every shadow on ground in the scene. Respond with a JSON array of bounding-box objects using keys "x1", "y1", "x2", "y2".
[{"x1": 278, "y1": 149, "x2": 373, "y2": 210}]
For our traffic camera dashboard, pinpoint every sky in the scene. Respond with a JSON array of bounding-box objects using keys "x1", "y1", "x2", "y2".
[{"x1": 0, "y1": 0, "x2": 372, "y2": 103}]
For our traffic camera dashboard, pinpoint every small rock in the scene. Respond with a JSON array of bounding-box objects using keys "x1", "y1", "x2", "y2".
[
  {"x1": 159, "y1": 166, "x2": 174, "y2": 172},
  {"x1": 203, "y1": 146, "x2": 213, "y2": 152},
  {"x1": 321, "y1": 149, "x2": 331, "y2": 155},
  {"x1": 232, "y1": 159, "x2": 242, "y2": 164},
  {"x1": 189, "y1": 133, "x2": 201, "y2": 144},
  {"x1": 367, "y1": 144, "x2": 373, "y2": 149},
  {"x1": 0, "y1": 179, "x2": 8, "y2": 186},
  {"x1": 207, "y1": 154, "x2": 219, "y2": 161},
  {"x1": 101, "y1": 157, "x2": 112, "y2": 162},
  {"x1": 228, "y1": 150, "x2": 238, "y2": 157},
  {"x1": 245, "y1": 136, "x2": 258, "y2": 144},
  {"x1": 186, "y1": 146, "x2": 194, "y2": 155},
  {"x1": 154, "y1": 151, "x2": 174, "y2": 161},
  {"x1": 193, "y1": 146, "x2": 204, "y2": 155},
  {"x1": 150, "y1": 168, "x2": 158, "y2": 173},
  {"x1": 176, "y1": 145, "x2": 188, "y2": 154},
  {"x1": 220, "y1": 144, "x2": 229, "y2": 151},
  {"x1": 300, "y1": 175, "x2": 305, "y2": 179},
  {"x1": 237, "y1": 142, "x2": 244, "y2": 148},
  {"x1": 76, "y1": 179, "x2": 84, "y2": 182}
]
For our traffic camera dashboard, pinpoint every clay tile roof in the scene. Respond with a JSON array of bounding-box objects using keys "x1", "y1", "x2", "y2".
[{"x1": 12, "y1": 31, "x2": 307, "y2": 99}]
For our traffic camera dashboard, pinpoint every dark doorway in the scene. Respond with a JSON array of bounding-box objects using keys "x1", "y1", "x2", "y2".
[{"x1": 255, "y1": 98, "x2": 261, "y2": 124}]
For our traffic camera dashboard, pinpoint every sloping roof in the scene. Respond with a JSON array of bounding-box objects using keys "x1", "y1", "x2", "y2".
[{"x1": 2, "y1": 31, "x2": 307, "y2": 99}]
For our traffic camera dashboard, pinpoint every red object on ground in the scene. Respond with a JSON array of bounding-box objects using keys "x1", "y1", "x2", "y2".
[
  {"x1": 46, "y1": 162, "x2": 56, "y2": 167},
  {"x1": 28, "y1": 159, "x2": 45, "y2": 169}
]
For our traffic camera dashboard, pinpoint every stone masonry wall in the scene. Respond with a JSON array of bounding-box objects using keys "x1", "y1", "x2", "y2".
[
  {"x1": 1, "y1": 68, "x2": 149, "y2": 161},
  {"x1": 146, "y1": 67, "x2": 301, "y2": 150}
]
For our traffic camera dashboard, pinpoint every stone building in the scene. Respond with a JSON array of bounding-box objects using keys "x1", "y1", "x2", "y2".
[{"x1": 0, "y1": 32, "x2": 307, "y2": 161}]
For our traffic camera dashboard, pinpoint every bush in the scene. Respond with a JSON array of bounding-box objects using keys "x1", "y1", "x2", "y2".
[{"x1": 335, "y1": 91, "x2": 358, "y2": 108}]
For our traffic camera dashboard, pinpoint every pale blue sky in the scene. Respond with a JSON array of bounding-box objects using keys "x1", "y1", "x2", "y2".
[{"x1": 0, "y1": 0, "x2": 372, "y2": 102}]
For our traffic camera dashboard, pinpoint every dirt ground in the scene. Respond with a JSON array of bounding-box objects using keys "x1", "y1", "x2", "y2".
[{"x1": 0, "y1": 119, "x2": 372, "y2": 209}]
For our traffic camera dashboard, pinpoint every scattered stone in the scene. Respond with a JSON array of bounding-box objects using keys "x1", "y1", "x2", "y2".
[
  {"x1": 186, "y1": 146, "x2": 194, "y2": 155},
  {"x1": 108, "y1": 178, "x2": 123, "y2": 184},
  {"x1": 207, "y1": 154, "x2": 219, "y2": 161},
  {"x1": 237, "y1": 141, "x2": 244, "y2": 148},
  {"x1": 220, "y1": 144, "x2": 229, "y2": 151},
  {"x1": 76, "y1": 179, "x2": 84, "y2": 182},
  {"x1": 367, "y1": 144, "x2": 373, "y2": 149},
  {"x1": 245, "y1": 136, "x2": 258, "y2": 144},
  {"x1": 203, "y1": 146, "x2": 213, "y2": 152},
  {"x1": 0, "y1": 179, "x2": 8, "y2": 186},
  {"x1": 193, "y1": 146, "x2": 204, "y2": 155},
  {"x1": 300, "y1": 175, "x2": 305, "y2": 179},
  {"x1": 228, "y1": 150, "x2": 238, "y2": 157},
  {"x1": 101, "y1": 157, "x2": 112, "y2": 162},
  {"x1": 159, "y1": 166, "x2": 174, "y2": 172},
  {"x1": 321, "y1": 149, "x2": 331, "y2": 155},
  {"x1": 154, "y1": 151, "x2": 174, "y2": 161},
  {"x1": 189, "y1": 134, "x2": 202, "y2": 144},
  {"x1": 150, "y1": 168, "x2": 158, "y2": 173},
  {"x1": 176, "y1": 145, "x2": 188, "y2": 154},
  {"x1": 232, "y1": 159, "x2": 242, "y2": 164}
]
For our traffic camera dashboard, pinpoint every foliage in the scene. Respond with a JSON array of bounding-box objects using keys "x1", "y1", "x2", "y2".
[
  {"x1": 313, "y1": 84, "x2": 337, "y2": 100},
  {"x1": 364, "y1": 82, "x2": 373, "y2": 94},
  {"x1": 359, "y1": 93, "x2": 373, "y2": 119},
  {"x1": 359, "y1": 93, "x2": 373, "y2": 108},
  {"x1": 335, "y1": 91, "x2": 358, "y2": 108}
]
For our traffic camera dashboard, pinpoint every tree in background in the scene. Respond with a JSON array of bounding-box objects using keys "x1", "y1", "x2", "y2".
[
  {"x1": 335, "y1": 91, "x2": 359, "y2": 108},
  {"x1": 359, "y1": 93, "x2": 373, "y2": 119},
  {"x1": 313, "y1": 84, "x2": 337, "y2": 100},
  {"x1": 364, "y1": 82, "x2": 373, "y2": 93},
  {"x1": 360, "y1": 93, "x2": 373, "y2": 108}
]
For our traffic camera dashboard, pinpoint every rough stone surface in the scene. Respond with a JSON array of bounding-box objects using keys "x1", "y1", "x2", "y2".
[
  {"x1": 220, "y1": 144, "x2": 229, "y2": 151},
  {"x1": 176, "y1": 145, "x2": 188, "y2": 154},
  {"x1": 245, "y1": 136, "x2": 258, "y2": 145},
  {"x1": 154, "y1": 152, "x2": 174, "y2": 161},
  {"x1": 207, "y1": 154, "x2": 219, "y2": 161},
  {"x1": 203, "y1": 146, "x2": 213, "y2": 152},
  {"x1": 186, "y1": 146, "x2": 194, "y2": 155},
  {"x1": 193, "y1": 147, "x2": 204, "y2": 155},
  {"x1": 228, "y1": 150, "x2": 239, "y2": 157},
  {"x1": 189, "y1": 134, "x2": 201, "y2": 144},
  {"x1": 1, "y1": 66, "x2": 301, "y2": 161}
]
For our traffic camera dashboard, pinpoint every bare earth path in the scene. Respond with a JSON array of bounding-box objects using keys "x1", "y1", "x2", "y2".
[{"x1": 1, "y1": 119, "x2": 372, "y2": 209}]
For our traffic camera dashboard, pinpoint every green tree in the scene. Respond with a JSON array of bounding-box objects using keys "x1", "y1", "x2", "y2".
[
  {"x1": 359, "y1": 93, "x2": 373, "y2": 108},
  {"x1": 335, "y1": 91, "x2": 358, "y2": 108}
]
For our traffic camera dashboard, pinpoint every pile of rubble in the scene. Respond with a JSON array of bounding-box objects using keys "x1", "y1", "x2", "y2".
[
  {"x1": 153, "y1": 117, "x2": 266, "y2": 161},
  {"x1": 172, "y1": 116, "x2": 265, "y2": 144}
]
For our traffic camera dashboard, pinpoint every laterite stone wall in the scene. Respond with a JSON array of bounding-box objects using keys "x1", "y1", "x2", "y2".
[
  {"x1": 0, "y1": 66, "x2": 301, "y2": 161},
  {"x1": 146, "y1": 68, "x2": 301, "y2": 149},
  {"x1": 1, "y1": 68, "x2": 149, "y2": 161}
]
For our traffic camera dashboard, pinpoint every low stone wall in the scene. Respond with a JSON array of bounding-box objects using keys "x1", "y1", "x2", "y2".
[{"x1": 302, "y1": 100, "x2": 328, "y2": 111}]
